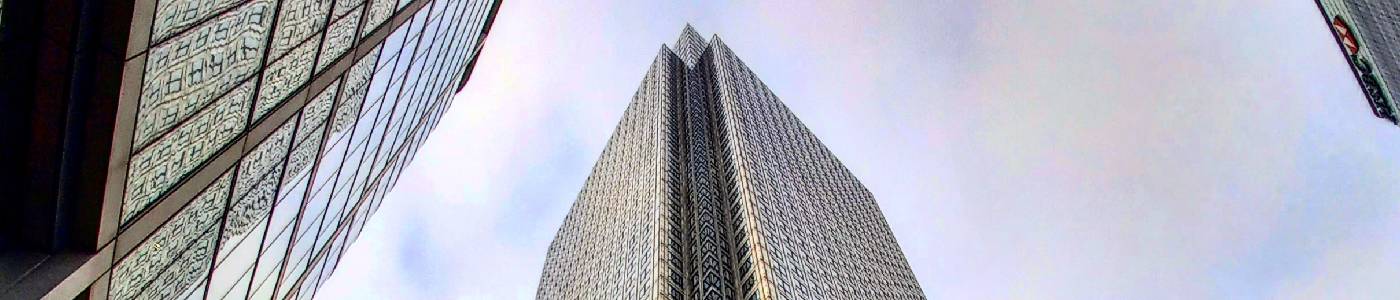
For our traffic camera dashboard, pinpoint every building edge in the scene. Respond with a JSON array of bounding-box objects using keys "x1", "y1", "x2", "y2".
[
  {"x1": 456, "y1": 0, "x2": 503, "y2": 93},
  {"x1": 0, "y1": 0, "x2": 498, "y2": 298}
]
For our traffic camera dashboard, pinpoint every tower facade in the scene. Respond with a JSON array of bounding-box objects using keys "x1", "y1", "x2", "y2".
[
  {"x1": 1316, "y1": 0, "x2": 1400, "y2": 125},
  {"x1": 537, "y1": 26, "x2": 925, "y2": 300},
  {"x1": 0, "y1": 0, "x2": 500, "y2": 299}
]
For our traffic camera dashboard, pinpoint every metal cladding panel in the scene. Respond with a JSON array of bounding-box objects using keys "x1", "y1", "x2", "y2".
[
  {"x1": 1317, "y1": 0, "x2": 1400, "y2": 124},
  {"x1": 708, "y1": 37, "x2": 924, "y2": 300},
  {"x1": 536, "y1": 46, "x2": 687, "y2": 299},
  {"x1": 538, "y1": 27, "x2": 925, "y2": 300}
]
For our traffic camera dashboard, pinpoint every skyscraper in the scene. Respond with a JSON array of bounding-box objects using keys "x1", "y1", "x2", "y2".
[
  {"x1": 536, "y1": 26, "x2": 925, "y2": 299},
  {"x1": 0, "y1": 0, "x2": 500, "y2": 299},
  {"x1": 1315, "y1": 0, "x2": 1400, "y2": 125}
]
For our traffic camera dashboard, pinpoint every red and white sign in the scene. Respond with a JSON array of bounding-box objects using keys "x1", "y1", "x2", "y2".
[{"x1": 1333, "y1": 16, "x2": 1360, "y2": 55}]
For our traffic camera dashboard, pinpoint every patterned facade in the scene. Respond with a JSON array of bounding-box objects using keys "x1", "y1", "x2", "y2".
[
  {"x1": 1316, "y1": 0, "x2": 1400, "y2": 125},
  {"x1": 537, "y1": 26, "x2": 925, "y2": 300},
  {"x1": 0, "y1": 0, "x2": 500, "y2": 299}
]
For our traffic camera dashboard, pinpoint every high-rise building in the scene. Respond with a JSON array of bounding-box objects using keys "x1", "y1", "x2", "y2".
[
  {"x1": 536, "y1": 26, "x2": 925, "y2": 299},
  {"x1": 0, "y1": 0, "x2": 500, "y2": 299},
  {"x1": 1316, "y1": 0, "x2": 1400, "y2": 125}
]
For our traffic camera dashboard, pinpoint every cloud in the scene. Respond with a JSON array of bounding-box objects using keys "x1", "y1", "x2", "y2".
[{"x1": 322, "y1": 0, "x2": 1400, "y2": 299}]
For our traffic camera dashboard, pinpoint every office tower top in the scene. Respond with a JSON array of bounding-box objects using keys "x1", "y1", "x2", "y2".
[
  {"x1": 0, "y1": 0, "x2": 501, "y2": 299},
  {"x1": 1316, "y1": 0, "x2": 1400, "y2": 125},
  {"x1": 536, "y1": 25, "x2": 925, "y2": 300}
]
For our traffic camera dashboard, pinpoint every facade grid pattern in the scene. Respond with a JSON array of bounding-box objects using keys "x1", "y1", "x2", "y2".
[
  {"x1": 537, "y1": 26, "x2": 925, "y2": 300},
  {"x1": 0, "y1": 0, "x2": 499, "y2": 298}
]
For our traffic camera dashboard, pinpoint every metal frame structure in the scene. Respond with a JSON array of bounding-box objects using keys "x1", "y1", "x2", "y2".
[
  {"x1": 0, "y1": 0, "x2": 502, "y2": 298},
  {"x1": 536, "y1": 26, "x2": 925, "y2": 300},
  {"x1": 1315, "y1": 0, "x2": 1400, "y2": 125}
]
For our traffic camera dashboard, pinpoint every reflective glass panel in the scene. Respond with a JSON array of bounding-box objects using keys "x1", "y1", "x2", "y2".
[
  {"x1": 134, "y1": 0, "x2": 272, "y2": 150},
  {"x1": 149, "y1": 0, "x2": 247, "y2": 43},
  {"x1": 254, "y1": 33, "x2": 322, "y2": 120},
  {"x1": 267, "y1": 0, "x2": 332, "y2": 60},
  {"x1": 123, "y1": 80, "x2": 253, "y2": 224},
  {"x1": 111, "y1": 170, "x2": 233, "y2": 300},
  {"x1": 316, "y1": 7, "x2": 364, "y2": 73}
]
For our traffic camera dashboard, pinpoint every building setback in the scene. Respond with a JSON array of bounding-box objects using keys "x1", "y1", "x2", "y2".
[
  {"x1": 0, "y1": 0, "x2": 500, "y2": 299},
  {"x1": 1316, "y1": 0, "x2": 1400, "y2": 125},
  {"x1": 536, "y1": 26, "x2": 925, "y2": 299}
]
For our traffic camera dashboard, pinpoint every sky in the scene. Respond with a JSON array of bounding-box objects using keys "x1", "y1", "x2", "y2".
[{"x1": 319, "y1": 1, "x2": 1400, "y2": 299}]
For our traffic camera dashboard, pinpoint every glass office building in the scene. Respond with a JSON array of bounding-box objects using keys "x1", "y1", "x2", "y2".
[
  {"x1": 536, "y1": 26, "x2": 925, "y2": 299},
  {"x1": 1316, "y1": 0, "x2": 1400, "y2": 126},
  {"x1": 0, "y1": 0, "x2": 501, "y2": 299}
]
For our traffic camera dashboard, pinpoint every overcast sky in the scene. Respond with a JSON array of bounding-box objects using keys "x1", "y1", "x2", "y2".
[{"x1": 319, "y1": 1, "x2": 1400, "y2": 299}]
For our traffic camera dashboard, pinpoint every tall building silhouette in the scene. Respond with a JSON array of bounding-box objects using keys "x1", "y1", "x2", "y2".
[
  {"x1": 0, "y1": 0, "x2": 500, "y2": 298},
  {"x1": 1316, "y1": 0, "x2": 1400, "y2": 125},
  {"x1": 537, "y1": 26, "x2": 924, "y2": 300}
]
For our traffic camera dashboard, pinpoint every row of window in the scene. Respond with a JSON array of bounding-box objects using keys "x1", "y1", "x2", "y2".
[
  {"x1": 122, "y1": 0, "x2": 419, "y2": 225},
  {"x1": 539, "y1": 33, "x2": 924, "y2": 299},
  {"x1": 707, "y1": 41, "x2": 925, "y2": 298},
  {"x1": 105, "y1": 0, "x2": 495, "y2": 299},
  {"x1": 536, "y1": 48, "x2": 690, "y2": 299}
]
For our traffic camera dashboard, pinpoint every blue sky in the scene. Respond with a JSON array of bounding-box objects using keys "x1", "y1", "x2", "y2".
[{"x1": 319, "y1": 1, "x2": 1400, "y2": 298}]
